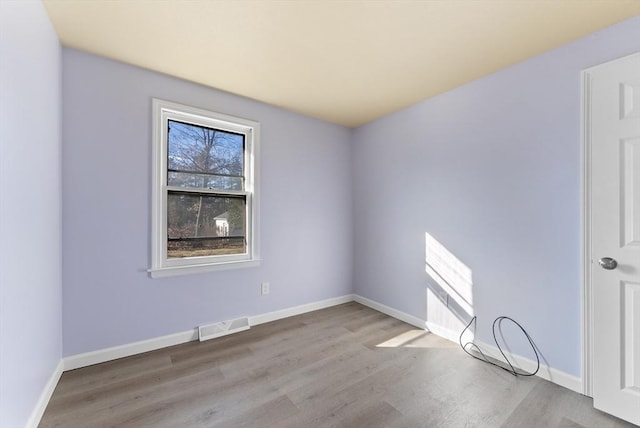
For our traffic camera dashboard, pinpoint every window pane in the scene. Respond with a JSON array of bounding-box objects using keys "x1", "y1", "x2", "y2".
[
  {"x1": 167, "y1": 120, "x2": 244, "y2": 190},
  {"x1": 167, "y1": 192, "x2": 246, "y2": 258}
]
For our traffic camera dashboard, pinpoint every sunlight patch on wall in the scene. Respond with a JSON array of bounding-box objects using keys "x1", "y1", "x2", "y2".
[
  {"x1": 426, "y1": 288, "x2": 470, "y2": 341},
  {"x1": 425, "y1": 232, "x2": 474, "y2": 317}
]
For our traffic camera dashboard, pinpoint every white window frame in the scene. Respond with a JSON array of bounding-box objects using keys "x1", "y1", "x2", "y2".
[{"x1": 149, "y1": 99, "x2": 260, "y2": 278}]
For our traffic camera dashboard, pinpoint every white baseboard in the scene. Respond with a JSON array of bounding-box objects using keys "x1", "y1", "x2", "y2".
[
  {"x1": 250, "y1": 294, "x2": 354, "y2": 326},
  {"x1": 353, "y1": 294, "x2": 426, "y2": 329},
  {"x1": 425, "y1": 321, "x2": 461, "y2": 343},
  {"x1": 474, "y1": 340, "x2": 583, "y2": 393},
  {"x1": 63, "y1": 294, "x2": 355, "y2": 371},
  {"x1": 64, "y1": 329, "x2": 198, "y2": 371},
  {"x1": 26, "y1": 359, "x2": 63, "y2": 428}
]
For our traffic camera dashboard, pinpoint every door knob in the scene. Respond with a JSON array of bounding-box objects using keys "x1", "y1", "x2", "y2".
[{"x1": 598, "y1": 257, "x2": 618, "y2": 270}]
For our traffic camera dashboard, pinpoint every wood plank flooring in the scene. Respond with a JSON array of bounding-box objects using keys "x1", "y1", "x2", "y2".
[{"x1": 39, "y1": 302, "x2": 636, "y2": 428}]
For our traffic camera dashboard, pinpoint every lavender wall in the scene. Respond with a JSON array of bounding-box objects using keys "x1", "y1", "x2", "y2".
[
  {"x1": 351, "y1": 16, "x2": 640, "y2": 376},
  {"x1": 62, "y1": 49, "x2": 353, "y2": 356},
  {"x1": 0, "y1": 1, "x2": 63, "y2": 426}
]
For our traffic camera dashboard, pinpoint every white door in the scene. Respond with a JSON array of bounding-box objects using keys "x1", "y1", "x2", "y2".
[{"x1": 587, "y1": 52, "x2": 640, "y2": 425}]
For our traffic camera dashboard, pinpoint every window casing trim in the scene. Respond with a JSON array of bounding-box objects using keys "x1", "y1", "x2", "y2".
[{"x1": 149, "y1": 99, "x2": 260, "y2": 278}]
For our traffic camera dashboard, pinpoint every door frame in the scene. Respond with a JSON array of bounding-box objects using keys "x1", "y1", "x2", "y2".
[{"x1": 581, "y1": 67, "x2": 594, "y2": 398}]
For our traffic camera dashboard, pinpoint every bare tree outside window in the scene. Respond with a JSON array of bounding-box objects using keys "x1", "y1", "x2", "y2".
[{"x1": 166, "y1": 120, "x2": 246, "y2": 258}]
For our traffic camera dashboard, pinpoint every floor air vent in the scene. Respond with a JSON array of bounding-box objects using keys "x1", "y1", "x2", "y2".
[{"x1": 198, "y1": 317, "x2": 250, "y2": 342}]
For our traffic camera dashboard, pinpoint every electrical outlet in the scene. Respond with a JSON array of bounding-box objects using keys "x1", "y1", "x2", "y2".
[{"x1": 261, "y1": 282, "x2": 270, "y2": 295}]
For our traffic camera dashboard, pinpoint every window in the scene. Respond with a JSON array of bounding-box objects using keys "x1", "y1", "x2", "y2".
[{"x1": 150, "y1": 99, "x2": 259, "y2": 278}]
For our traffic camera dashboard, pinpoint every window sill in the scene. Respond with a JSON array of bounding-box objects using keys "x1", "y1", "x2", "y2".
[{"x1": 148, "y1": 259, "x2": 261, "y2": 278}]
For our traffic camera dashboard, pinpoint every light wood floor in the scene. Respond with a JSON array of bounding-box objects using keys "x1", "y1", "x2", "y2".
[{"x1": 40, "y1": 302, "x2": 635, "y2": 428}]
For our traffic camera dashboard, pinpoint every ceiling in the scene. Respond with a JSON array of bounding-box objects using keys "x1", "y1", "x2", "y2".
[{"x1": 43, "y1": 0, "x2": 640, "y2": 128}]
